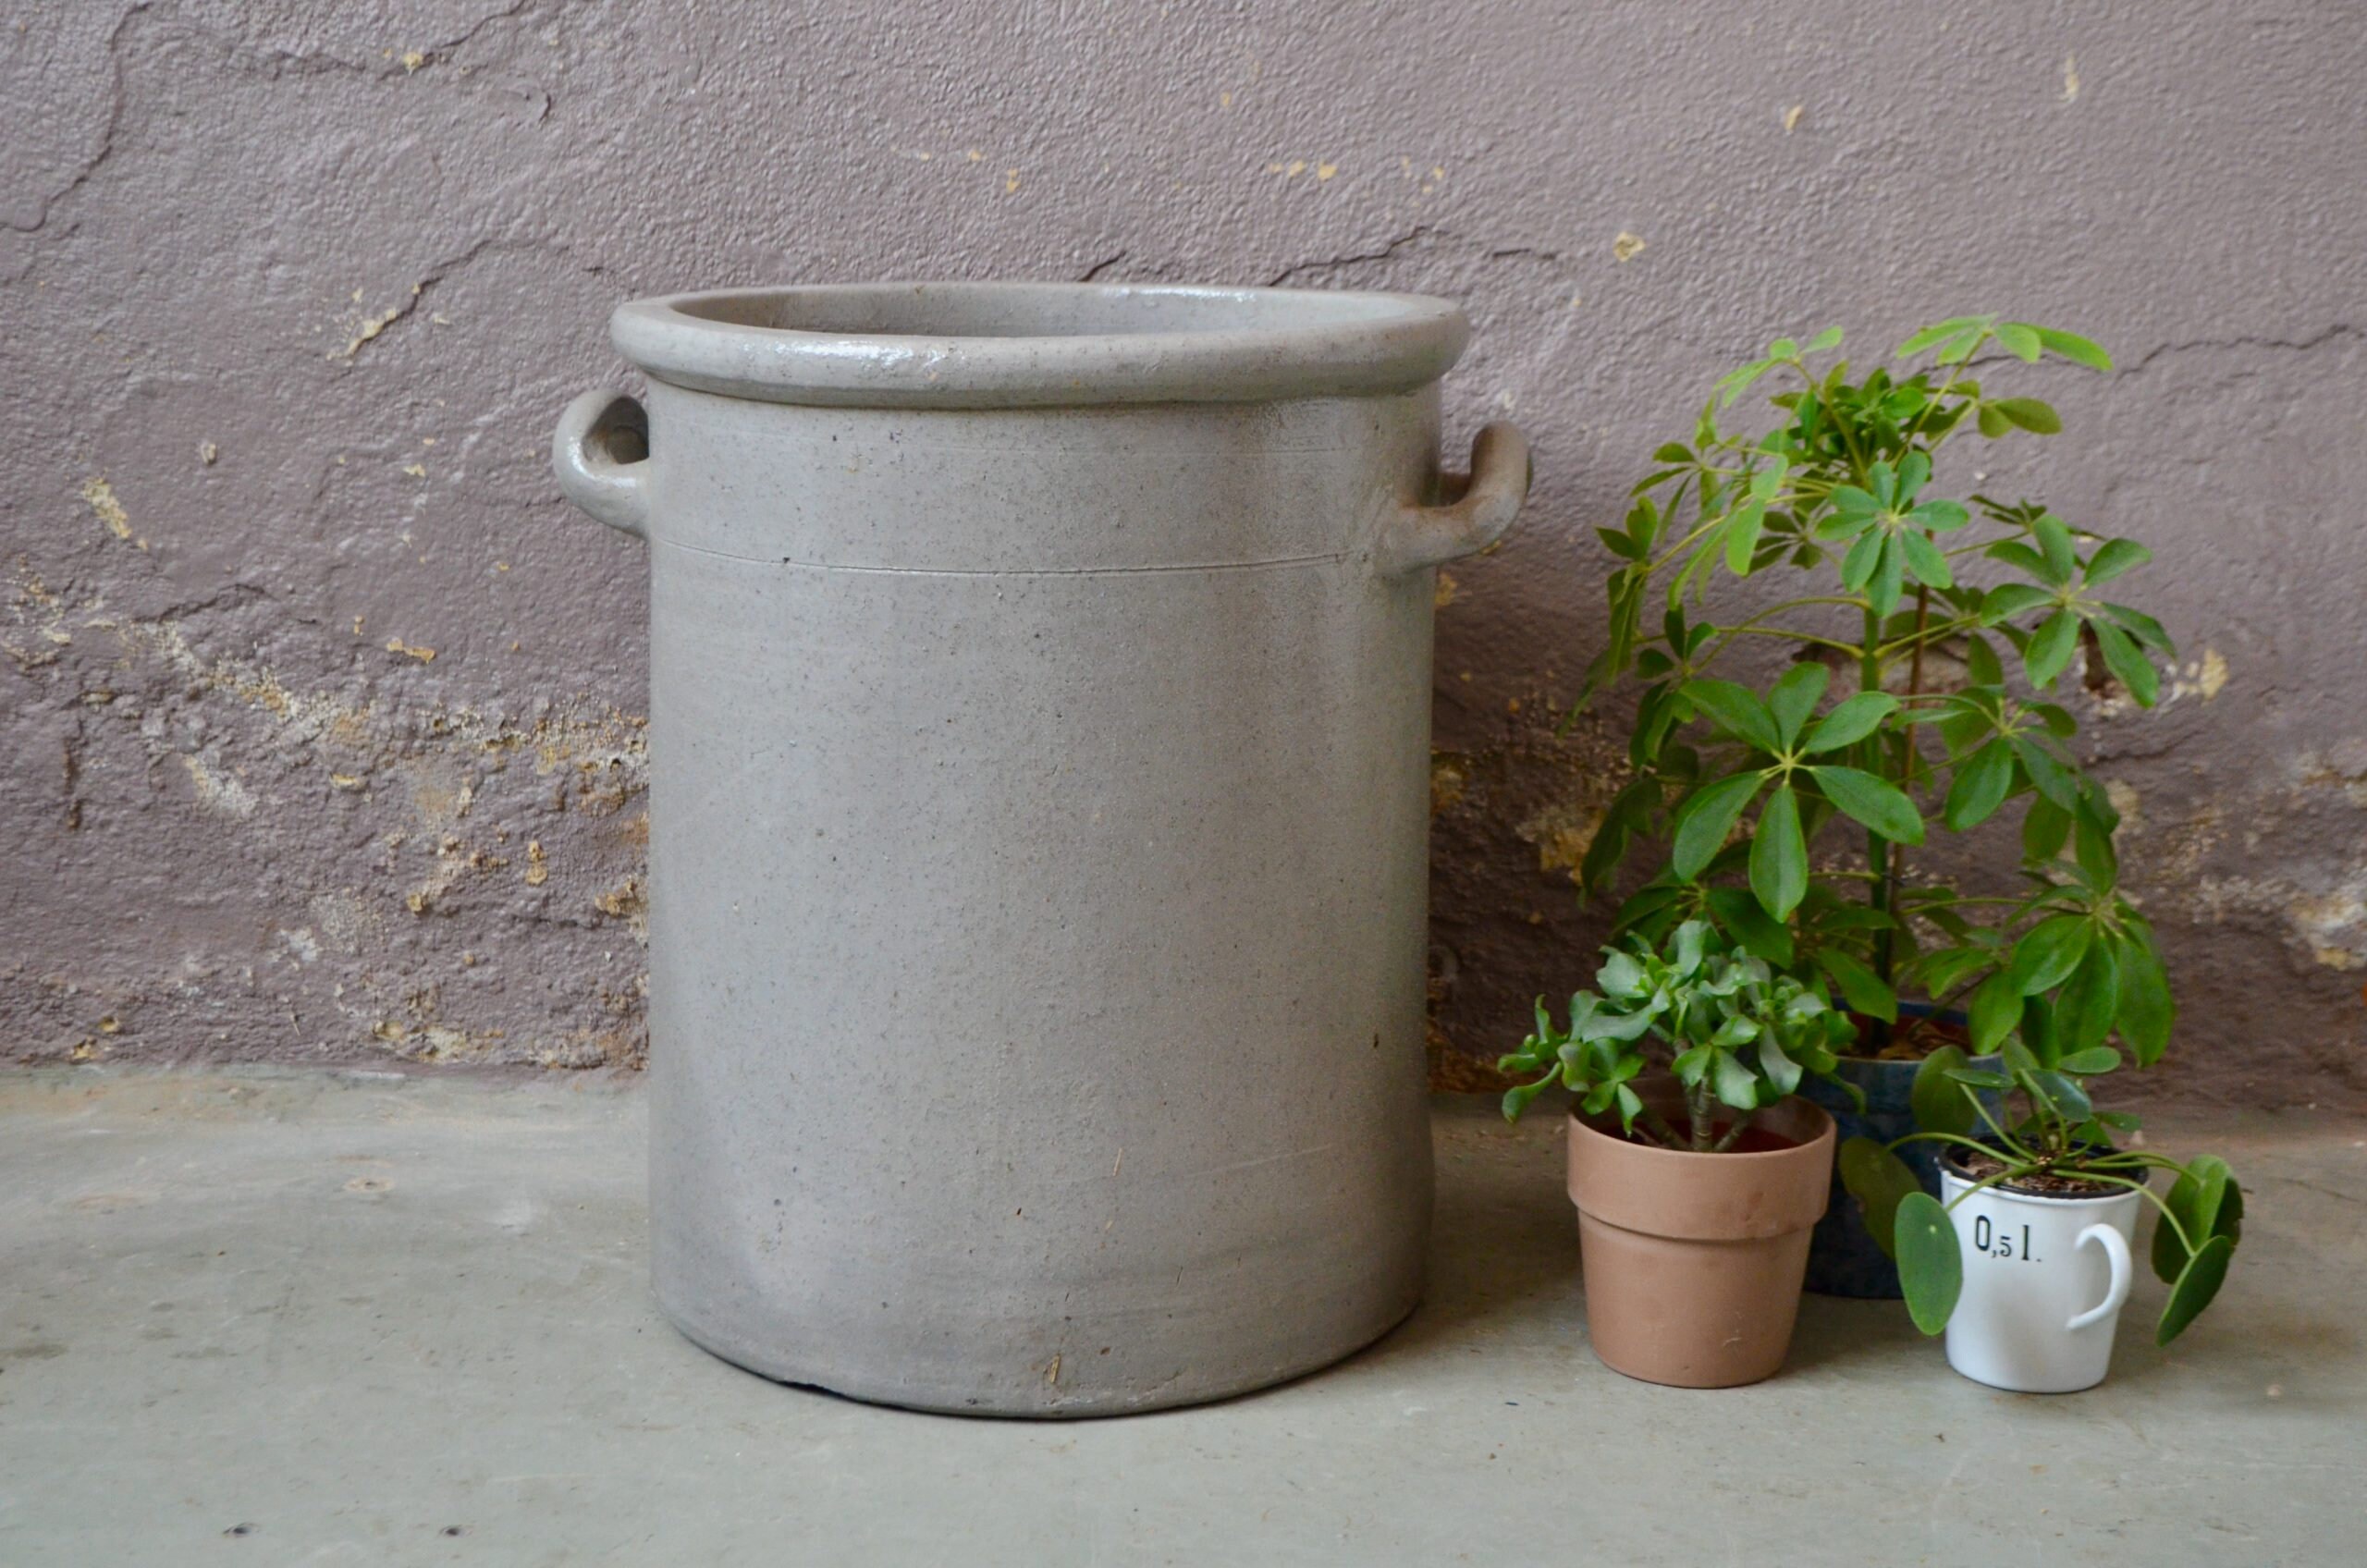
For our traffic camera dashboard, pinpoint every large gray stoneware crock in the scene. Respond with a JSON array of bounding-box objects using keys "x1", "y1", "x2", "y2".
[{"x1": 551, "y1": 283, "x2": 1529, "y2": 1416}]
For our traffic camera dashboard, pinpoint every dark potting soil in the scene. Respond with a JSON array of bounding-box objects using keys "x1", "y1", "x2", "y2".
[
  {"x1": 1626, "y1": 1122, "x2": 1800, "y2": 1154},
  {"x1": 1947, "y1": 1146, "x2": 2122, "y2": 1197},
  {"x1": 1844, "y1": 1010, "x2": 1974, "y2": 1062}
]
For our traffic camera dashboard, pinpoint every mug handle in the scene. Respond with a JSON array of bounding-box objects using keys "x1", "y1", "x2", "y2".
[{"x1": 2067, "y1": 1222, "x2": 2133, "y2": 1330}]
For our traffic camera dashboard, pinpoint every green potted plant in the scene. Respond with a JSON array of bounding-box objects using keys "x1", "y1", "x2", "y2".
[
  {"x1": 1841, "y1": 1002, "x2": 2241, "y2": 1391},
  {"x1": 1496, "y1": 918, "x2": 1857, "y2": 1387},
  {"x1": 1565, "y1": 315, "x2": 2180, "y2": 1297}
]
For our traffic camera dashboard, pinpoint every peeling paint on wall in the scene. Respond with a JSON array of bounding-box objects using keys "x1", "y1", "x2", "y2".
[
  {"x1": 178, "y1": 753, "x2": 257, "y2": 820},
  {"x1": 1515, "y1": 798, "x2": 1601, "y2": 881},
  {"x1": 3, "y1": 551, "x2": 651, "y2": 1069},
  {"x1": 2197, "y1": 648, "x2": 2228, "y2": 700},
  {"x1": 2194, "y1": 871, "x2": 2367, "y2": 974},
  {"x1": 80, "y1": 478, "x2": 145, "y2": 550}
]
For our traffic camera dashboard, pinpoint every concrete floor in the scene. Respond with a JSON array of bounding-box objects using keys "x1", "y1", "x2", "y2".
[{"x1": 0, "y1": 1071, "x2": 2358, "y2": 1567}]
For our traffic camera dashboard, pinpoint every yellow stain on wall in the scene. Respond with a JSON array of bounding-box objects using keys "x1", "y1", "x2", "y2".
[
  {"x1": 1517, "y1": 799, "x2": 1603, "y2": 880},
  {"x1": 1429, "y1": 753, "x2": 1470, "y2": 815},
  {"x1": 80, "y1": 477, "x2": 145, "y2": 548},
  {"x1": 2198, "y1": 647, "x2": 2229, "y2": 700},
  {"x1": 334, "y1": 305, "x2": 404, "y2": 360}
]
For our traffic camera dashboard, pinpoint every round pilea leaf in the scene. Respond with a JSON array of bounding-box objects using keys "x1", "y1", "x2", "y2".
[
  {"x1": 2152, "y1": 1155, "x2": 2237, "y2": 1282},
  {"x1": 1895, "y1": 1192, "x2": 1963, "y2": 1336},
  {"x1": 1839, "y1": 1137, "x2": 1923, "y2": 1262},
  {"x1": 2158, "y1": 1234, "x2": 2235, "y2": 1346}
]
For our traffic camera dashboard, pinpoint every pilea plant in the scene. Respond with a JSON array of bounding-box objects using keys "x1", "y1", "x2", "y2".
[
  {"x1": 1840, "y1": 1009, "x2": 2241, "y2": 1342},
  {"x1": 1569, "y1": 316, "x2": 2176, "y2": 1064},
  {"x1": 1496, "y1": 919, "x2": 1858, "y2": 1147}
]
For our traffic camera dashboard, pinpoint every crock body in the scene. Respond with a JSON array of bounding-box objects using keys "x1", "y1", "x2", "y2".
[{"x1": 553, "y1": 285, "x2": 1528, "y2": 1415}]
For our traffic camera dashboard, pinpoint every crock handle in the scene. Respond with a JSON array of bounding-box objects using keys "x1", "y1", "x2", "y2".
[
  {"x1": 1378, "y1": 422, "x2": 1531, "y2": 577},
  {"x1": 551, "y1": 389, "x2": 651, "y2": 539},
  {"x1": 2067, "y1": 1222, "x2": 2133, "y2": 1331}
]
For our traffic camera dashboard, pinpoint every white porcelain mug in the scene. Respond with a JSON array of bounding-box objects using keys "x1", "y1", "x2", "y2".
[{"x1": 1938, "y1": 1168, "x2": 2143, "y2": 1392}]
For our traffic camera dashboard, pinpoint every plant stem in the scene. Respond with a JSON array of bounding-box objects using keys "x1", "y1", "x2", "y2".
[
  {"x1": 1729, "y1": 594, "x2": 1871, "y2": 626},
  {"x1": 1859, "y1": 604, "x2": 1894, "y2": 1048},
  {"x1": 1968, "y1": 1096, "x2": 2028, "y2": 1154},
  {"x1": 1695, "y1": 625, "x2": 1867, "y2": 664},
  {"x1": 2055, "y1": 1169, "x2": 2194, "y2": 1252},
  {"x1": 1905, "y1": 584, "x2": 1932, "y2": 760},
  {"x1": 1875, "y1": 615, "x2": 1981, "y2": 658},
  {"x1": 1635, "y1": 1100, "x2": 1686, "y2": 1150},
  {"x1": 1939, "y1": 1166, "x2": 2024, "y2": 1214},
  {"x1": 1687, "y1": 1076, "x2": 1714, "y2": 1151},
  {"x1": 1907, "y1": 333, "x2": 1986, "y2": 445},
  {"x1": 1882, "y1": 576, "x2": 1933, "y2": 990}
]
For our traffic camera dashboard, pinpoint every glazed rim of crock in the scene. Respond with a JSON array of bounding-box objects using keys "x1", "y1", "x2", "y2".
[{"x1": 609, "y1": 282, "x2": 1472, "y2": 409}]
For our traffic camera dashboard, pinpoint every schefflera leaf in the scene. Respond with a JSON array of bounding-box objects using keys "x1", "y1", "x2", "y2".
[
  {"x1": 1810, "y1": 765, "x2": 1925, "y2": 846},
  {"x1": 2113, "y1": 929, "x2": 2175, "y2": 1066},
  {"x1": 1909, "y1": 1045, "x2": 1976, "y2": 1134},
  {"x1": 1802, "y1": 691, "x2": 1896, "y2": 753},
  {"x1": 1671, "y1": 771, "x2": 1764, "y2": 879},
  {"x1": 1748, "y1": 782, "x2": 1808, "y2": 920},
  {"x1": 1944, "y1": 740, "x2": 2016, "y2": 830}
]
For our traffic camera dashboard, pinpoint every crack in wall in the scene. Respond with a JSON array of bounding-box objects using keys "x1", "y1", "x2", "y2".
[
  {"x1": 328, "y1": 234, "x2": 591, "y2": 361},
  {"x1": 2121, "y1": 323, "x2": 2361, "y2": 375},
  {"x1": 5, "y1": 4, "x2": 140, "y2": 236},
  {"x1": 1265, "y1": 226, "x2": 1436, "y2": 287},
  {"x1": 230, "y1": 0, "x2": 551, "y2": 80},
  {"x1": 1262, "y1": 226, "x2": 1570, "y2": 288},
  {"x1": 8, "y1": 0, "x2": 559, "y2": 238}
]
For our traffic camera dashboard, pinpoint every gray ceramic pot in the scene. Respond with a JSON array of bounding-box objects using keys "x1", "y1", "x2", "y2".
[
  {"x1": 1801, "y1": 1007, "x2": 1998, "y2": 1298},
  {"x1": 552, "y1": 284, "x2": 1529, "y2": 1415}
]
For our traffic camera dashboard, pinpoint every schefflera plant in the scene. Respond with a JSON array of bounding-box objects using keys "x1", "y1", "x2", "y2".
[
  {"x1": 1496, "y1": 919, "x2": 1858, "y2": 1148},
  {"x1": 1572, "y1": 315, "x2": 2176, "y2": 1067}
]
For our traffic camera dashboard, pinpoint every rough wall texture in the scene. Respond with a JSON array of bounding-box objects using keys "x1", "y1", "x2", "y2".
[{"x1": 3, "y1": 1, "x2": 2361, "y2": 1103}]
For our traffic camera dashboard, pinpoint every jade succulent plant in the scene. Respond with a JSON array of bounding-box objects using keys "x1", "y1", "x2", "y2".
[{"x1": 1497, "y1": 919, "x2": 1858, "y2": 1149}]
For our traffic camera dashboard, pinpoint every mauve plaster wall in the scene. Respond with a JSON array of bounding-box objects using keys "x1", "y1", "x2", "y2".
[{"x1": 3, "y1": 1, "x2": 2362, "y2": 1103}]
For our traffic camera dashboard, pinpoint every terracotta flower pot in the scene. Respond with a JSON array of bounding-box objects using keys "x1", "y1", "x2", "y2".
[{"x1": 1565, "y1": 1090, "x2": 1836, "y2": 1388}]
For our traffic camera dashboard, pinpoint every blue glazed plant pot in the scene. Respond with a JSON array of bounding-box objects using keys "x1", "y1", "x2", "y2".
[{"x1": 1800, "y1": 1007, "x2": 1995, "y2": 1299}]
